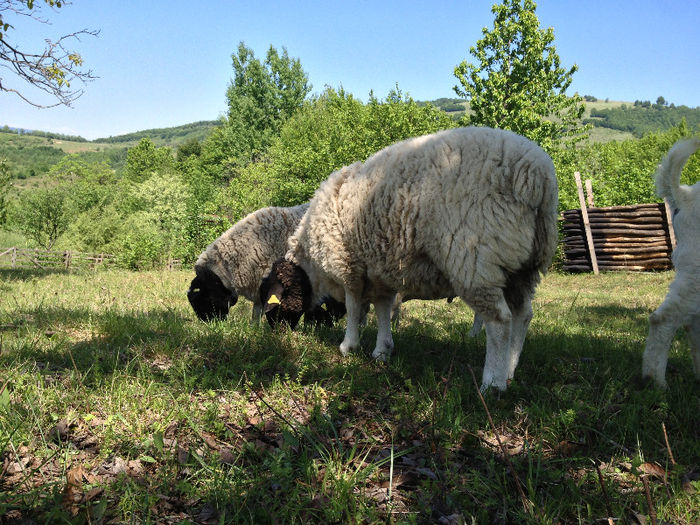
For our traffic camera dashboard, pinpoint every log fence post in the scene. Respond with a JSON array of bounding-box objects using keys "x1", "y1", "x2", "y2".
[{"x1": 575, "y1": 172, "x2": 599, "y2": 274}]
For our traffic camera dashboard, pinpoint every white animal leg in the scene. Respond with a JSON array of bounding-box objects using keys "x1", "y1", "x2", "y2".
[
  {"x1": 642, "y1": 296, "x2": 684, "y2": 388},
  {"x1": 371, "y1": 295, "x2": 396, "y2": 362},
  {"x1": 339, "y1": 291, "x2": 363, "y2": 356},
  {"x1": 481, "y1": 297, "x2": 513, "y2": 392},
  {"x1": 687, "y1": 312, "x2": 700, "y2": 381},
  {"x1": 507, "y1": 297, "x2": 534, "y2": 380}
]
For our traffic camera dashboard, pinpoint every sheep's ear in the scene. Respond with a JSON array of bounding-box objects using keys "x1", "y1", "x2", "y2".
[{"x1": 264, "y1": 282, "x2": 285, "y2": 313}]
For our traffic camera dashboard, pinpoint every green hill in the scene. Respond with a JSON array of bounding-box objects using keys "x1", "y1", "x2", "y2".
[
  {"x1": 92, "y1": 120, "x2": 221, "y2": 147},
  {"x1": 0, "y1": 120, "x2": 221, "y2": 181}
]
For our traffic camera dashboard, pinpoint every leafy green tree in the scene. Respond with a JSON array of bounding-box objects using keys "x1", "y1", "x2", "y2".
[
  {"x1": 10, "y1": 184, "x2": 71, "y2": 249},
  {"x1": 453, "y1": 0, "x2": 587, "y2": 150},
  {"x1": 124, "y1": 138, "x2": 174, "y2": 183},
  {"x1": 221, "y1": 86, "x2": 455, "y2": 215},
  {"x1": 0, "y1": 0, "x2": 98, "y2": 107},
  {"x1": 204, "y1": 42, "x2": 311, "y2": 173},
  {"x1": 176, "y1": 137, "x2": 202, "y2": 162}
]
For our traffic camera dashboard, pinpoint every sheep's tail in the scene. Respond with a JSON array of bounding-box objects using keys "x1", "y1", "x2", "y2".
[{"x1": 654, "y1": 137, "x2": 700, "y2": 210}]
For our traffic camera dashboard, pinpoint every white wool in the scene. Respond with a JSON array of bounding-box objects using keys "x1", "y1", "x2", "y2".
[
  {"x1": 197, "y1": 203, "x2": 309, "y2": 320},
  {"x1": 643, "y1": 137, "x2": 700, "y2": 387},
  {"x1": 286, "y1": 127, "x2": 558, "y2": 390}
]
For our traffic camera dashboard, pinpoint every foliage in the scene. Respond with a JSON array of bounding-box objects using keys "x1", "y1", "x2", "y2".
[
  {"x1": 242, "y1": 86, "x2": 457, "y2": 211},
  {"x1": 208, "y1": 42, "x2": 311, "y2": 171},
  {"x1": 553, "y1": 121, "x2": 700, "y2": 210},
  {"x1": 8, "y1": 183, "x2": 72, "y2": 249},
  {"x1": 453, "y1": 0, "x2": 588, "y2": 151},
  {"x1": 0, "y1": 270, "x2": 698, "y2": 523},
  {"x1": 123, "y1": 138, "x2": 174, "y2": 183},
  {"x1": 586, "y1": 103, "x2": 700, "y2": 137},
  {"x1": 0, "y1": 0, "x2": 98, "y2": 107}
]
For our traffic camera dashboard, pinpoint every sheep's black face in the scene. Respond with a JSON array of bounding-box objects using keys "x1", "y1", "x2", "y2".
[
  {"x1": 260, "y1": 258, "x2": 312, "y2": 329},
  {"x1": 187, "y1": 267, "x2": 238, "y2": 321},
  {"x1": 304, "y1": 296, "x2": 347, "y2": 326}
]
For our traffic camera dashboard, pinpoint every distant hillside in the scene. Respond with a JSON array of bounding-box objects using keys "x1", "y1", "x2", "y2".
[
  {"x1": 584, "y1": 101, "x2": 700, "y2": 137},
  {"x1": 0, "y1": 119, "x2": 221, "y2": 181},
  {"x1": 92, "y1": 120, "x2": 221, "y2": 147}
]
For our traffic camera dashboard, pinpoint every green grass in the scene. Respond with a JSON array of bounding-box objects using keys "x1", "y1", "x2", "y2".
[{"x1": 0, "y1": 269, "x2": 698, "y2": 523}]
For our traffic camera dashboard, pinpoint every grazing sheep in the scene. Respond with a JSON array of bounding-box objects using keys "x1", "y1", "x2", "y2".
[
  {"x1": 260, "y1": 127, "x2": 558, "y2": 391},
  {"x1": 188, "y1": 203, "x2": 309, "y2": 322},
  {"x1": 642, "y1": 137, "x2": 700, "y2": 388}
]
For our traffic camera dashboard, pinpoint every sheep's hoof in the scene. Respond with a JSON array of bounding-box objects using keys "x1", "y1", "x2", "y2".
[
  {"x1": 339, "y1": 341, "x2": 357, "y2": 357},
  {"x1": 479, "y1": 381, "x2": 507, "y2": 397}
]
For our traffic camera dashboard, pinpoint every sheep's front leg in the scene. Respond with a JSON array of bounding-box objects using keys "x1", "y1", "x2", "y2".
[
  {"x1": 372, "y1": 295, "x2": 396, "y2": 362},
  {"x1": 686, "y1": 312, "x2": 700, "y2": 381},
  {"x1": 481, "y1": 297, "x2": 513, "y2": 392},
  {"x1": 506, "y1": 297, "x2": 533, "y2": 380},
  {"x1": 339, "y1": 291, "x2": 363, "y2": 356}
]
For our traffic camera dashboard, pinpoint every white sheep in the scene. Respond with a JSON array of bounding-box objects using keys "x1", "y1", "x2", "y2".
[
  {"x1": 642, "y1": 137, "x2": 700, "y2": 388},
  {"x1": 261, "y1": 127, "x2": 559, "y2": 391},
  {"x1": 188, "y1": 203, "x2": 309, "y2": 322}
]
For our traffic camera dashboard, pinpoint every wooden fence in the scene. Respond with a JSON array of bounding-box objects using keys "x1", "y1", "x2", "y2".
[
  {"x1": 561, "y1": 173, "x2": 676, "y2": 273},
  {"x1": 0, "y1": 248, "x2": 182, "y2": 271}
]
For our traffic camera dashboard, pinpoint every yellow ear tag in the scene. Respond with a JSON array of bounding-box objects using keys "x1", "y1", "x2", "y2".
[
  {"x1": 322, "y1": 303, "x2": 327, "y2": 310},
  {"x1": 267, "y1": 294, "x2": 281, "y2": 305}
]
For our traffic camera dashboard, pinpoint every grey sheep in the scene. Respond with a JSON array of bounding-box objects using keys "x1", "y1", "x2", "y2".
[{"x1": 188, "y1": 204, "x2": 309, "y2": 322}]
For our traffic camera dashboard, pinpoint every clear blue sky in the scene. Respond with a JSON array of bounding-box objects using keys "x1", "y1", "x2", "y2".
[{"x1": 1, "y1": 0, "x2": 699, "y2": 140}]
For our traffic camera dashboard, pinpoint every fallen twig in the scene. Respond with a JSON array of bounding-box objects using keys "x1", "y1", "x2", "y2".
[{"x1": 661, "y1": 422, "x2": 676, "y2": 466}]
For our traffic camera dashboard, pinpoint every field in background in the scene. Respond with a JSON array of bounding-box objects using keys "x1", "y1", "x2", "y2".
[{"x1": 1, "y1": 269, "x2": 698, "y2": 523}]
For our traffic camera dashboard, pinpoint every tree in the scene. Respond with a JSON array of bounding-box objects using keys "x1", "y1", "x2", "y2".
[
  {"x1": 124, "y1": 138, "x2": 174, "y2": 183},
  {"x1": 0, "y1": 0, "x2": 98, "y2": 107},
  {"x1": 11, "y1": 184, "x2": 71, "y2": 249},
  {"x1": 210, "y1": 42, "x2": 311, "y2": 169},
  {"x1": 453, "y1": 0, "x2": 587, "y2": 151}
]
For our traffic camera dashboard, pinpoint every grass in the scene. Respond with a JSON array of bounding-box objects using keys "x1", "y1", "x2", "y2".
[{"x1": 0, "y1": 269, "x2": 698, "y2": 524}]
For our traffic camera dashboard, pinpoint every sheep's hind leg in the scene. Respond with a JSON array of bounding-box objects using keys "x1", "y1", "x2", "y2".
[
  {"x1": 481, "y1": 296, "x2": 513, "y2": 392},
  {"x1": 642, "y1": 295, "x2": 684, "y2": 388},
  {"x1": 339, "y1": 291, "x2": 363, "y2": 357},
  {"x1": 371, "y1": 295, "x2": 396, "y2": 362},
  {"x1": 506, "y1": 296, "x2": 534, "y2": 381},
  {"x1": 687, "y1": 312, "x2": 700, "y2": 381}
]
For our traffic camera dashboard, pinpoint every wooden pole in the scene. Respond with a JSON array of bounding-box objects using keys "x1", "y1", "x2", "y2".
[{"x1": 575, "y1": 172, "x2": 599, "y2": 274}]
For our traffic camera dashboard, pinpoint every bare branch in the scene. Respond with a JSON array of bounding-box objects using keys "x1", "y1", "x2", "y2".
[{"x1": 0, "y1": 0, "x2": 98, "y2": 107}]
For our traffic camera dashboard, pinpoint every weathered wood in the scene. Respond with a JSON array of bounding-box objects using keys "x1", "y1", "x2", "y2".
[{"x1": 575, "y1": 172, "x2": 598, "y2": 274}]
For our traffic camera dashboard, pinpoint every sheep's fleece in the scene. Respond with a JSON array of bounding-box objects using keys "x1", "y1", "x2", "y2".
[
  {"x1": 642, "y1": 137, "x2": 700, "y2": 388},
  {"x1": 262, "y1": 127, "x2": 559, "y2": 391},
  {"x1": 188, "y1": 203, "x2": 309, "y2": 322}
]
